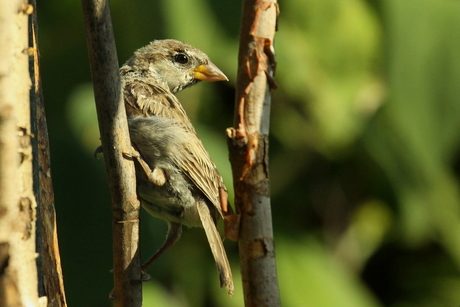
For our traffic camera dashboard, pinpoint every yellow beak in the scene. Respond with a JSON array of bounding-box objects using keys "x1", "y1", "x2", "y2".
[{"x1": 193, "y1": 62, "x2": 228, "y2": 82}]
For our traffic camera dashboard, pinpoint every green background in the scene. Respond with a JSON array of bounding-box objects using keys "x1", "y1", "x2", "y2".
[{"x1": 38, "y1": 0, "x2": 460, "y2": 306}]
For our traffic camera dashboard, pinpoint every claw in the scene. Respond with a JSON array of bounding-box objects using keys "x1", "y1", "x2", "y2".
[
  {"x1": 94, "y1": 146, "x2": 103, "y2": 159},
  {"x1": 109, "y1": 288, "x2": 115, "y2": 300},
  {"x1": 140, "y1": 271, "x2": 151, "y2": 281},
  {"x1": 108, "y1": 269, "x2": 151, "y2": 299}
]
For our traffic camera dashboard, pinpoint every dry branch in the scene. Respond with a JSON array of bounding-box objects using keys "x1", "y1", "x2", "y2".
[
  {"x1": 227, "y1": 0, "x2": 280, "y2": 306},
  {"x1": 28, "y1": 0, "x2": 68, "y2": 305},
  {"x1": 81, "y1": 0, "x2": 142, "y2": 306}
]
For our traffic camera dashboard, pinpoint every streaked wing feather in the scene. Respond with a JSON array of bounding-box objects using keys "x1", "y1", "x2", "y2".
[
  {"x1": 176, "y1": 140, "x2": 224, "y2": 215},
  {"x1": 124, "y1": 80, "x2": 226, "y2": 215}
]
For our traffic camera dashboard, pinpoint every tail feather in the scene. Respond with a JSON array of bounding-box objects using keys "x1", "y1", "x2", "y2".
[{"x1": 197, "y1": 202, "x2": 234, "y2": 296}]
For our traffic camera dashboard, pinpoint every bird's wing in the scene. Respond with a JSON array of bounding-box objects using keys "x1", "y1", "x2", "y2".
[
  {"x1": 124, "y1": 81, "x2": 227, "y2": 216},
  {"x1": 174, "y1": 132, "x2": 227, "y2": 217}
]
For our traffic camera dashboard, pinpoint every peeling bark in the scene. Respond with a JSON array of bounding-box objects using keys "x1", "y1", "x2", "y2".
[
  {"x1": 227, "y1": 0, "x2": 281, "y2": 306},
  {"x1": 28, "y1": 1, "x2": 68, "y2": 305}
]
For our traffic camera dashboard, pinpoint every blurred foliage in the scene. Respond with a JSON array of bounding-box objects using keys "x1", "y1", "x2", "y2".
[{"x1": 36, "y1": 0, "x2": 460, "y2": 306}]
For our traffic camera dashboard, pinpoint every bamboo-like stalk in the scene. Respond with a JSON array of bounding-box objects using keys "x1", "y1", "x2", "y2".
[
  {"x1": 0, "y1": 0, "x2": 40, "y2": 306},
  {"x1": 227, "y1": 0, "x2": 281, "y2": 306},
  {"x1": 81, "y1": 1, "x2": 142, "y2": 306}
]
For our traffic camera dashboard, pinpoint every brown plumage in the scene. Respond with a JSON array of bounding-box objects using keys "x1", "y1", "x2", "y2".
[{"x1": 120, "y1": 39, "x2": 233, "y2": 295}]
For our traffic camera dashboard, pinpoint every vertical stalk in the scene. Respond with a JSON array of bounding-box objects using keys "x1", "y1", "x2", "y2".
[
  {"x1": 81, "y1": 1, "x2": 142, "y2": 306},
  {"x1": 29, "y1": 0, "x2": 68, "y2": 306},
  {"x1": 227, "y1": 0, "x2": 280, "y2": 306},
  {"x1": 0, "y1": 0, "x2": 40, "y2": 305}
]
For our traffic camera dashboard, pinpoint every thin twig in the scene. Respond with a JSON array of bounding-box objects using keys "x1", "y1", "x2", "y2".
[{"x1": 81, "y1": 0, "x2": 142, "y2": 306}]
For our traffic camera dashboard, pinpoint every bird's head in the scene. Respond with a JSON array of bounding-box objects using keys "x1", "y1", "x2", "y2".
[{"x1": 122, "y1": 39, "x2": 228, "y2": 93}]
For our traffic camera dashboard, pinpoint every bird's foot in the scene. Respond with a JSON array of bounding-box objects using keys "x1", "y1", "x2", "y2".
[
  {"x1": 122, "y1": 146, "x2": 142, "y2": 160},
  {"x1": 139, "y1": 271, "x2": 151, "y2": 282},
  {"x1": 108, "y1": 270, "x2": 152, "y2": 299},
  {"x1": 109, "y1": 288, "x2": 115, "y2": 300}
]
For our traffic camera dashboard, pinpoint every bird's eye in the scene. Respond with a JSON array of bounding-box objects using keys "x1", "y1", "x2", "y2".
[{"x1": 175, "y1": 53, "x2": 189, "y2": 64}]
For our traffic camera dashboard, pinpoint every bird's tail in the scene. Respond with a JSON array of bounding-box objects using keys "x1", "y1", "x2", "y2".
[{"x1": 197, "y1": 202, "x2": 234, "y2": 296}]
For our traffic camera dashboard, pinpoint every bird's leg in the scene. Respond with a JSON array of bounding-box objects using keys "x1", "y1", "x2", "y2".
[
  {"x1": 124, "y1": 146, "x2": 167, "y2": 186},
  {"x1": 109, "y1": 185, "x2": 181, "y2": 297},
  {"x1": 141, "y1": 221, "x2": 182, "y2": 272},
  {"x1": 123, "y1": 146, "x2": 152, "y2": 176}
]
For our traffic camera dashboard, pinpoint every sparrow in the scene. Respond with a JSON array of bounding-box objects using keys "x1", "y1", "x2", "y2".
[{"x1": 119, "y1": 39, "x2": 233, "y2": 295}]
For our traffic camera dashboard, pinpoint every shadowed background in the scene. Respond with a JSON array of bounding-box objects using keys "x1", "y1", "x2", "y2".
[{"x1": 38, "y1": 0, "x2": 460, "y2": 306}]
